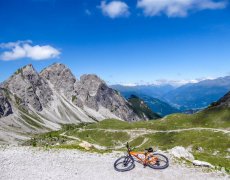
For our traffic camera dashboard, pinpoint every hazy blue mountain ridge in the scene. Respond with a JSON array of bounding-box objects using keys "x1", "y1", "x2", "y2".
[{"x1": 112, "y1": 76, "x2": 230, "y2": 112}]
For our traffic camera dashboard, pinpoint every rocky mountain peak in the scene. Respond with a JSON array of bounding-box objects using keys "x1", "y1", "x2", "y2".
[
  {"x1": 80, "y1": 74, "x2": 105, "y2": 83},
  {"x1": 74, "y1": 74, "x2": 141, "y2": 121},
  {"x1": 1, "y1": 63, "x2": 152, "y2": 124},
  {"x1": 40, "y1": 63, "x2": 69, "y2": 77},
  {"x1": 22, "y1": 64, "x2": 34, "y2": 70},
  {"x1": 40, "y1": 63, "x2": 77, "y2": 99},
  {"x1": 1, "y1": 64, "x2": 53, "y2": 112},
  {"x1": 21, "y1": 64, "x2": 40, "y2": 85},
  {"x1": 3, "y1": 64, "x2": 39, "y2": 87},
  {"x1": 79, "y1": 74, "x2": 106, "y2": 95}
]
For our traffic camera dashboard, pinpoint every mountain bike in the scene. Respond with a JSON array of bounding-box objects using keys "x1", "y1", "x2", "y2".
[{"x1": 114, "y1": 142, "x2": 169, "y2": 172}]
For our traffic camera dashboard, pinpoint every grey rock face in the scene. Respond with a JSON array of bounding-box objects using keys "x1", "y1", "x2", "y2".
[
  {"x1": 40, "y1": 63, "x2": 77, "y2": 100},
  {"x1": 40, "y1": 65, "x2": 143, "y2": 121},
  {"x1": 0, "y1": 63, "x2": 146, "y2": 122},
  {"x1": 40, "y1": 64, "x2": 142, "y2": 121},
  {"x1": 2, "y1": 64, "x2": 53, "y2": 111},
  {"x1": 0, "y1": 88, "x2": 13, "y2": 117},
  {"x1": 74, "y1": 74, "x2": 141, "y2": 121}
]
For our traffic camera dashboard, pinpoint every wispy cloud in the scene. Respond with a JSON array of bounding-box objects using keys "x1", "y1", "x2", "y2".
[
  {"x1": 154, "y1": 79, "x2": 202, "y2": 86},
  {"x1": 152, "y1": 77, "x2": 215, "y2": 86},
  {"x1": 113, "y1": 77, "x2": 216, "y2": 87},
  {"x1": 137, "y1": 0, "x2": 228, "y2": 17},
  {"x1": 0, "y1": 40, "x2": 60, "y2": 61},
  {"x1": 99, "y1": 1, "x2": 130, "y2": 18}
]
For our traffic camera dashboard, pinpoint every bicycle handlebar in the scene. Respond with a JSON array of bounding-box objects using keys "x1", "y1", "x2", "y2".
[{"x1": 126, "y1": 142, "x2": 136, "y2": 151}]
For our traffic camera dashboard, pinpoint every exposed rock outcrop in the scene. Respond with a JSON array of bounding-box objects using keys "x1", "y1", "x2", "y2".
[
  {"x1": 2, "y1": 64, "x2": 53, "y2": 111},
  {"x1": 212, "y1": 91, "x2": 230, "y2": 108},
  {"x1": 0, "y1": 88, "x2": 13, "y2": 117},
  {"x1": 74, "y1": 74, "x2": 140, "y2": 121},
  {"x1": 40, "y1": 63, "x2": 77, "y2": 100},
  {"x1": 39, "y1": 63, "x2": 142, "y2": 121}
]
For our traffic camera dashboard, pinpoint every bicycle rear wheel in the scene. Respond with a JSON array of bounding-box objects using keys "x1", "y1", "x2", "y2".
[
  {"x1": 114, "y1": 155, "x2": 135, "y2": 172},
  {"x1": 147, "y1": 153, "x2": 169, "y2": 169}
]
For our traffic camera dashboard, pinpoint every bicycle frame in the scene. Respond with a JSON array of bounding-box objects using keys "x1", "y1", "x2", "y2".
[{"x1": 129, "y1": 150, "x2": 158, "y2": 165}]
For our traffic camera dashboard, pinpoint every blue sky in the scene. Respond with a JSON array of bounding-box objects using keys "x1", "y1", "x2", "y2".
[{"x1": 0, "y1": 0, "x2": 230, "y2": 85}]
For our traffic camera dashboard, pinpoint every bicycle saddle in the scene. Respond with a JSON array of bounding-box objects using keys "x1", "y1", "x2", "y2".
[{"x1": 145, "y1": 147, "x2": 153, "y2": 152}]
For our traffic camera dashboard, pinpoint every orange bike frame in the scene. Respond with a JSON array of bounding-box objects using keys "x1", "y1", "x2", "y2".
[{"x1": 129, "y1": 151, "x2": 158, "y2": 165}]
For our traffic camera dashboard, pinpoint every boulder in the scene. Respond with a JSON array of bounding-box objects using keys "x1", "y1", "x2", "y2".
[
  {"x1": 192, "y1": 160, "x2": 214, "y2": 168},
  {"x1": 170, "y1": 146, "x2": 194, "y2": 161},
  {"x1": 79, "y1": 141, "x2": 93, "y2": 150}
]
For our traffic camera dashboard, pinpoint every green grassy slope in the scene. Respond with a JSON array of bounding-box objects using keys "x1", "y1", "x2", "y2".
[
  {"x1": 85, "y1": 107, "x2": 230, "y2": 130},
  {"x1": 24, "y1": 106, "x2": 230, "y2": 172}
]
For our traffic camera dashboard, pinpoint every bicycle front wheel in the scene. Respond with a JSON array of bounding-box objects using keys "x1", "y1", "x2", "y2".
[
  {"x1": 114, "y1": 155, "x2": 135, "y2": 172},
  {"x1": 147, "y1": 153, "x2": 169, "y2": 169}
]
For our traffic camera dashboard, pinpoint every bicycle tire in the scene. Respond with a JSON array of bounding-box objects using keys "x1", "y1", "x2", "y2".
[
  {"x1": 147, "y1": 153, "x2": 169, "y2": 169},
  {"x1": 114, "y1": 155, "x2": 135, "y2": 172}
]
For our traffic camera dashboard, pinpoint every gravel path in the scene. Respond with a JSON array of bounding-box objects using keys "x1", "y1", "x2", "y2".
[
  {"x1": 81, "y1": 127, "x2": 230, "y2": 134},
  {"x1": 0, "y1": 146, "x2": 229, "y2": 180}
]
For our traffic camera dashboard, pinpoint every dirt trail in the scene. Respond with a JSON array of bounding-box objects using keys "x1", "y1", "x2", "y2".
[
  {"x1": 80, "y1": 127, "x2": 230, "y2": 134},
  {"x1": 0, "y1": 146, "x2": 228, "y2": 180},
  {"x1": 60, "y1": 127, "x2": 230, "y2": 150}
]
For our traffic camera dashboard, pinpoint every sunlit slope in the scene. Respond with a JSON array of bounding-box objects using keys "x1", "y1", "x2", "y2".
[{"x1": 25, "y1": 109, "x2": 230, "y2": 172}]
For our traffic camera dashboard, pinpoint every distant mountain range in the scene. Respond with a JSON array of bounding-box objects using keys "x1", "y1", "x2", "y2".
[
  {"x1": 111, "y1": 84, "x2": 175, "y2": 99},
  {"x1": 112, "y1": 89, "x2": 180, "y2": 117},
  {"x1": 111, "y1": 76, "x2": 230, "y2": 113},
  {"x1": 163, "y1": 76, "x2": 230, "y2": 110}
]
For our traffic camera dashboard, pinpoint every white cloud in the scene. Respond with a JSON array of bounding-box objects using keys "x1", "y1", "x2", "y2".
[
  {"x1": 115, "y1": 77, "x2": 216, "y2": 87},
  {"x1": 154, "y1": 79, "x2": 200, "y2": 86},
  {"x1": 152, "y1": 77, "x2": 215, "y2": 86},
  {"x1": 0, "y1": 40, "x2": 60, "y2": 61},
  {"x1": 99, "y1": 1, "x2": 130, "y2": 18},
  {"x1": 137, "y1": 0, "x2": 227, "y2": 17},
  {"x1": 120, "y1": 83, "x2": 138, "y2": 87}
]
